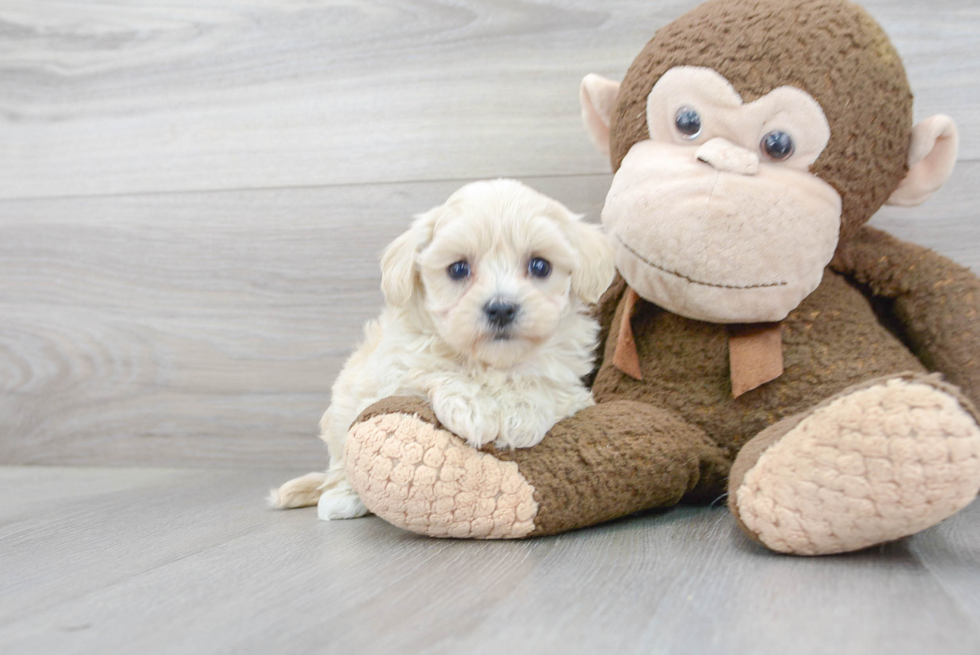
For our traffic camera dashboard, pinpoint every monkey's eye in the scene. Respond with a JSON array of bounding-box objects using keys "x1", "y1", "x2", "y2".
[
  {"x1": 528, "y1": 257, "x2": 551, "y2": 279},
  {"x1": 447, "y1": 260, "x2": 471, "y2": 280},
  {"x1": 674, "y1": 107, "x2": 702, "y2": 139},
  {"x1": 761, "y1": 130, "x2": 795, "y2": 161}
]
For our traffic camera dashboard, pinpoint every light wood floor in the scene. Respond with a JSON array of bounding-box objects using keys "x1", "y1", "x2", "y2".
[
  {"x1": 3, "y1": 466, "x2": 980, "y2": 655},
  {"x1": 1, "y1": 1, "x2": 979, "y2": 652}
]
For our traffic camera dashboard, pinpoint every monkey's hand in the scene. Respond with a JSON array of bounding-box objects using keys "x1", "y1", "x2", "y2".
[{"x1": 832, "y1": 225, "x2": 980, "y2": 406}]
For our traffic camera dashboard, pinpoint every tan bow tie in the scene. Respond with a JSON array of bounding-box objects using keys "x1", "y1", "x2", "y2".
[{"x1": 612, "y1": 286, "x2": 784, "y2": 398}]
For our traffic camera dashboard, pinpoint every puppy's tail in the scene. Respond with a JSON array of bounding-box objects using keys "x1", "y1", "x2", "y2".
[{"x1": 268, "y1": 471, "x2": 330, "y2": 509}]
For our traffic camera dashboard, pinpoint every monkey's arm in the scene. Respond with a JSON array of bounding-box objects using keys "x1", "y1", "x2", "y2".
[
  {"x1": 344, "y1": 396, "x2": 730, "y2": 538},
  {"x1": 831, "y1": 225, "x2": 980, "y2": 404}
]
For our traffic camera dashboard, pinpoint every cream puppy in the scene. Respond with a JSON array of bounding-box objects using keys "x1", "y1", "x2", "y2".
[{"x1": 270, "y1": 179, "x2": 615, "y2": 520}]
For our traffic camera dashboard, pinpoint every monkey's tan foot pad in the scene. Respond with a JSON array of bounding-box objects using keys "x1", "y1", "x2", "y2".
[
  {"x1": 731, "y1": 375, "x2": 980, "y2": 555},
  {"x1": 344, "y1": 402, "x2": 537, "y2": 539}
]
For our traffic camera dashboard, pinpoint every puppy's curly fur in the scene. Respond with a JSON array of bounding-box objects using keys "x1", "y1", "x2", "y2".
[{"x1": 270, "y1": 179, "x2": 615, "y2": 520}]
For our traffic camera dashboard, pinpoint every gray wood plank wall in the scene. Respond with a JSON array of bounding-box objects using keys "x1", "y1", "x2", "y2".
[{"x1": 2, "y1": 0, "x2": 978, "y2": 468}]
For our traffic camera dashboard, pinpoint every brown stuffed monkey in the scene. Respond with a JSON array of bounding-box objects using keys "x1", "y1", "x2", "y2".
[{"x1": 341, "y1": 0, "x2": 980, "y2": 555}]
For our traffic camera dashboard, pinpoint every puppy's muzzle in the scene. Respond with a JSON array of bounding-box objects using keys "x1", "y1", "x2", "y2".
[{"x1": 484, "y1": 300, "x2": 519, "y2": 329}]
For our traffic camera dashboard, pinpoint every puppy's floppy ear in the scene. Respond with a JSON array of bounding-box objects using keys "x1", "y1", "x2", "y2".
[
  {"x1": 566, "y1": 216, "x2": 616, "y2": 304},
  {"x1": 380, "y1": 208, "x2": 438, "y2": 306}
]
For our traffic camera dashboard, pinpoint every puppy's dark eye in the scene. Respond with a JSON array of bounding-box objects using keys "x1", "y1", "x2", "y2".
[
  {"x1": 447, "y1": 260, "x2": 470, "y2": 280},
  {"x1": 675, "y1": 107, "x2": 702, "y2": 139},
  {"x1": 761, "y1": 130, "x2": 794, "y2": 161},
  {"x1": 528, "y1": 257, "x2": 551, "y2": 279}
]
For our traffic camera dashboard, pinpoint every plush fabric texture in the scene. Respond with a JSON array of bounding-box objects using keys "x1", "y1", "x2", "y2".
[
  {"x1": 832, "y1": 225, "x2": 980, "y2": 406},
  {"x1": 353, "y1": 396, "x2": 730, "y2": 538},
  {"x1": 587, "y1": 273, "x2": 629, "y2": 386},
  {"x1": 603, "y1": 139, "x2": 843, "y2": 323},
  {"x1": 726, "y1": 405, "x2": 807, "y2": 547},
  {"x1": 340, "y1": 0, "x2": 980, "y2": 552},
  {"x1": 612, "y1": 286, "x2": 643, "y2": 380},
  {"x1": 591, "y1": 269, "x2": 927, "y2": 462},
  {"x1": 694, "y1": 136, "x2": 759, "y2": 175},
  {"x1": 344, "y1": 246, "x2": 980, "y2": 546},
  {"x1": 609, "y1": 0, "x2": 913, "y2": 240},
  {"x1": 491, "y1": 400, "x2": 731, "y2": 536},
  {"x1": 727, "y1": 322, "x2": 784, "y2": 398},
  {"x1": 887, "y1": 115, "x2": 958, "y2": 206},
  {"x1": 729, "y1": 373, "x2": 980, "y2": 555},
  {"x1": 580, "y1": 74, "x2": 621, "y2": 156},
  {"x1": 644, "y1": 67, "x2": 833, "y2": 171},
  {"x1": 348, "y1": 398, "x2": 538, "y2": 539}
]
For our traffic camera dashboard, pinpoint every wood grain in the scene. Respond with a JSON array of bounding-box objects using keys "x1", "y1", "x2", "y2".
[
  {"x1": 1, "y1": 0, "x2": 978, "y2": 469},
  {"x1": 0, "y1": 466, "x2": 978, "y2": 655},
  {"x1": 0, "y1": 0, "x2": 976, "y2": 200},
  {"x1": 1, "y1": 163, "x2": 975, "y2": 468},
  {"x1": 0, "y1": 175, "x2": 612, "y2": 467}
]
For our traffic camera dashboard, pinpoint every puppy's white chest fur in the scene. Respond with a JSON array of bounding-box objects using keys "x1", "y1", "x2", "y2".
[{"x1": 326, "y1": 302, "x2": 597, "y2": 452}]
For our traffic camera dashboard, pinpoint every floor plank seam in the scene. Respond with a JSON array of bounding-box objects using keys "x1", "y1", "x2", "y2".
[{"x1": 0, "y1": 171, "x2": 618, "y2": 204}]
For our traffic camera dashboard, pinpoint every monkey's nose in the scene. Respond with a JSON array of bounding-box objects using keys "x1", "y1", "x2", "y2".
[
  {"x1": 484, "y1": 300, "x2": 519, "y2": 329},
  {"x1": 696, "y1": 137, "x2": 759, "y2": 175}
]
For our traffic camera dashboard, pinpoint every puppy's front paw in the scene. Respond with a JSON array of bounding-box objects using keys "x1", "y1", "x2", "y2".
[
  {"x1": 317, "y1": 483, "x2": 370, "y2": 521},
  {"x1": 430, "y1": 386, "x2": 500, "y2": 449},
  {"x1": 495, "y1": 397, "x2": 552, "y2": 450}
]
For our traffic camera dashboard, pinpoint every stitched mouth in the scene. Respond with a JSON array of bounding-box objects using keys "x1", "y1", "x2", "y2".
[{"x1": 615, "y1": 233, "x2": 787, "y2": 290}]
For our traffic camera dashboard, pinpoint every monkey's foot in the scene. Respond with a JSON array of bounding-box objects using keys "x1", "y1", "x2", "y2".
[{"x1": 730, "y1": 374, "x2": 980, "y2": 555}]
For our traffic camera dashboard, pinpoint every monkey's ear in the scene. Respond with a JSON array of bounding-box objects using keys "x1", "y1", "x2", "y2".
[
  {"x1": 567, "y1": 218, "x2": 617, "y2": 304},
  {"x1": 380, "y1": 210, "x2": 437, "y2": 307},
  {"x1": 886, "y1": 115, "x2": 959, "y2": 207},
  {"x1": 580, "y1": 74, "x2": 621, "y2": 157}
]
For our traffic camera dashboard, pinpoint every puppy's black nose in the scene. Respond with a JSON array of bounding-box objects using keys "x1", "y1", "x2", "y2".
[{"x1": 484, "y1": 301, "x2": 518, "y2": 328}]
